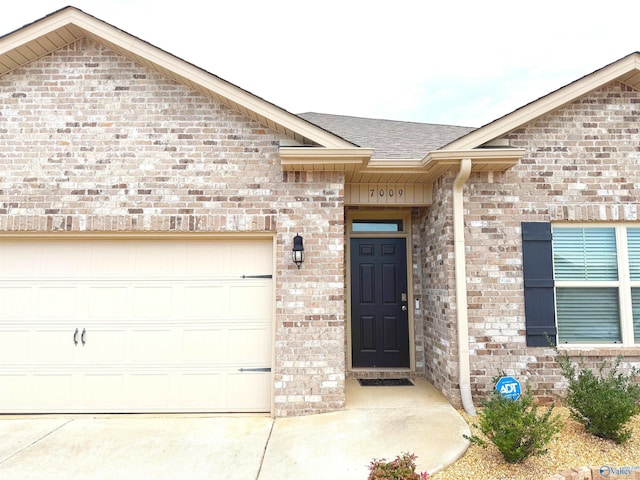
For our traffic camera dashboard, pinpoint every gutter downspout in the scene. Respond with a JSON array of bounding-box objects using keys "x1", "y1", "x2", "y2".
[{"x1": 453, "y1": 158, "x2": 477, "y2": 416}]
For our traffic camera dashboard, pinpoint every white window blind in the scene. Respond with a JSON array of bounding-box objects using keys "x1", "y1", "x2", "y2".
[
  {"x1": 627, "y1": 228, "x2": 640, "y2": 280},
  {"x1": 553, "y1": 227, "x2": 617, "y2": 281},
  {"x1": 556, "y1": 288, "x2": 621, "y2": 343},
  {"x1": 627, "y1": 228, "x2": 640, "y2": 342},
  {"x1": 553, "y1": 227, "x2": 622, "y2": 344}
]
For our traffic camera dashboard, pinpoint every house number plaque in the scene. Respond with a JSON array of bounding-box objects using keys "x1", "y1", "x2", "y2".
[{"x1": 344, "y1": 183, "x2": 432, "y2": 206}]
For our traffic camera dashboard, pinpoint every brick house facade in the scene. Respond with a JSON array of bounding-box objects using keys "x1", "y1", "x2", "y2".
[{"x1": 0, "y1": 7, "x2": 639, "y2": 416}]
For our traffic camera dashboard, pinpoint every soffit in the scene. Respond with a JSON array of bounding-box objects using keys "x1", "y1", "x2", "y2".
[
  {"x1": 280, "y1": 147, "x2": 524, "y2": 184},
  {"x1": 0, "y1": 7, "x2": 355, "y2": 149}
]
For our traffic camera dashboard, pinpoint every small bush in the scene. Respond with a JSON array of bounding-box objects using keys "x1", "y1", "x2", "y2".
[
  {"x1": 465, "y1": 378, "x2": 562, "y2": 463},
  {"x1": 367, "y1": 452, "x2": 428, "y2": 480},
  {"x1": 556, "y1": 350, "x2": 640, "y2": 444}
]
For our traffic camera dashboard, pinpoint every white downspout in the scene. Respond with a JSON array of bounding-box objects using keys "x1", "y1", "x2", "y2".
[{"x1": 453, "y1": 158, "x2": 476, "y2": 416}]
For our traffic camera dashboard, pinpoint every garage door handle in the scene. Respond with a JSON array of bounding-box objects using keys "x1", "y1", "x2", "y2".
[
  {"x1": 81, "y1": 328, "x2": 86, "y2": 346},
  {"x1": 238, "y1": 367, "x2": 271, "y2": 372},
  {"x1": 73, "y1": 328, "x2": 79, "y2": 346}
]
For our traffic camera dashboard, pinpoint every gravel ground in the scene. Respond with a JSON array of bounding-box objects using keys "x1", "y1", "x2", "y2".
[{"x1": 430, "y1": 408, "x2": 640, "y2": 480}]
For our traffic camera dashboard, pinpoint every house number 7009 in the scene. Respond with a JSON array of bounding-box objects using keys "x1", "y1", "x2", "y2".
[{"x1": 370, "y1": 188, "x2": 404, "y2": 198}]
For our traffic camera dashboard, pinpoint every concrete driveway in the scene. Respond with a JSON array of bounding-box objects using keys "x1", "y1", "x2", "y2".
[
  {"x1": 0, "y1": 415, "x2": 273, "y2": 480},
  {"x1": 0, "y1": 379, "x2": 470, "y2": 479}
]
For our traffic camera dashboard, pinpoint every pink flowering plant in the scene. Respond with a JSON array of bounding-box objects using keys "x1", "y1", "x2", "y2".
[{"x1": 367, "y1": 452, "x2": 428, "y2": 479}]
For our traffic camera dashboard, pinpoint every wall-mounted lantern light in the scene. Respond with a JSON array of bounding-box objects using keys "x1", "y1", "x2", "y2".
[{"x1": 292, "y1": 233, "x2": 304, "y2": 269}]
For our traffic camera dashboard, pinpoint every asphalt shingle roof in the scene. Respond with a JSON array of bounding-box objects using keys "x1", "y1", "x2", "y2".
[{"x1": 298, "y1": 112, "x2": 476, "y2": 159}]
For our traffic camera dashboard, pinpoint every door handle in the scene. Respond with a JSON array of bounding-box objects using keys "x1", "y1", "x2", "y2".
[
  {"x1": 73, "y1": 328, "x2": 78, "y2": 346},
  {"x1": 81, "y1": 328, "x2": 86, "y2": 346},
  {"x1": 401, "y1": 305, "x2": 407, "y2": 311}
]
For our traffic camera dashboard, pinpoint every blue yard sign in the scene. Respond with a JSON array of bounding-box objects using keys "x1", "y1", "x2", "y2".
[{"x1": 496, "y1": 376, "x2": 521, "y2": 401}]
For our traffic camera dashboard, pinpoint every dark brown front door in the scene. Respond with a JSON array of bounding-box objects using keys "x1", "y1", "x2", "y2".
[{"x1": 350, "y1": 238, "x2": 410, "y2": 368}]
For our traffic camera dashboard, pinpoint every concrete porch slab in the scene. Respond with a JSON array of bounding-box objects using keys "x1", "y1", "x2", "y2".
[{"x1": 259, "y1": 378, "x2": 470, "y2": 479}]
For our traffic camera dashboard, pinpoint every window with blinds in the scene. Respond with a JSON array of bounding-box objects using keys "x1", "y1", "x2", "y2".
[
  {"x1": 628, "y1": 228, "x2": 640, "y2": 343},
  {"x1": 552, "y1": 226, "x2": 640, "y2": 345}
]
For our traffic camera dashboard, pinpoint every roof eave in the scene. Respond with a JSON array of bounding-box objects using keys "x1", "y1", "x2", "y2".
[
  {"x1": 279, "y1": 147, "x2": 373, "y2": 172},
  {"x1": 341, "y1": 148, "x2": 524, "y2": 184}
]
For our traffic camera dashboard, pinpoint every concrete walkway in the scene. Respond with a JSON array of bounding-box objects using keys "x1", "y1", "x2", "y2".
[{"x1": 0, "y1": 378, "x2": 469, "y2": 479}]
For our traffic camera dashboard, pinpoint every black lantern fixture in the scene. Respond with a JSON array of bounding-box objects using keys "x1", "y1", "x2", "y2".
[{"x1": 292, "y1": 233, "x2": 304, "y2": 269}]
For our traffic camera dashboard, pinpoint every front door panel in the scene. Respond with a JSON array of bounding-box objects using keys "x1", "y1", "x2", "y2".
[{"x1": 351, "y1": 238, "x2": 409, "y2": 368}]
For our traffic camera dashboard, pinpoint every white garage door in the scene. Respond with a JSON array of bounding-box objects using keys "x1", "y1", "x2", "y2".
[{"x1": 0, "y1": 238, "x2": 273, "y2": 413}]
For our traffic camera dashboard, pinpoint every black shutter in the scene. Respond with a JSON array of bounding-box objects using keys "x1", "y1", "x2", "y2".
[{"x1": 521, "y1": 222, "x2": 557, "y2": 346}]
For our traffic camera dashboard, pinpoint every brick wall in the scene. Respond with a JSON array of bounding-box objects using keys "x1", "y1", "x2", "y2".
[
  {"x1": 0, "y1": 38, "x2": 346, "y2": 416},
  {"x1": 274, "y1": 171, "x2": 346, "y2": 416},
  {"x1": 415, "y1": 174, "x2": 462, "y2": 406},
  {"x1": 463, "y1": 81, "x2": 640, "y2": 401}
]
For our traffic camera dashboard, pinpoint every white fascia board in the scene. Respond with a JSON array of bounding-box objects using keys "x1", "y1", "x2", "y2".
[{"x1": 422, "y1": 148, "x2": 526, "y2": 164}]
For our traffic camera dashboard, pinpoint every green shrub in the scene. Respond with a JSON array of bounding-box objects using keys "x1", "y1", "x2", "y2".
[
  {"x1": 555, "y1": 350, "x2": 640, "y2": 444},
  {"x1": 465, "y1": 378, "x2": 562, "y2": 463},
  {"x1": 367, "y1": 452, "x2": 428, "y2": 480}
]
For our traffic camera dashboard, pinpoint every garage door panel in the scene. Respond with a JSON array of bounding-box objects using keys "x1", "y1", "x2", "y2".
[
  {"x1": 0, "y1": 375, "x2": 28, "y2": 409},
  {"x1": 82, "y1": 374, "x2": 125, "y2": 407},
  {"x1": 89, "y1": 243, "x2": 131, "y2": 276},
  {"x1": 129, "y1": 329, "x2": 172, "y2": 362},
  {"x1": 230, "y1": 241, "x2": 272, "y2": 275},
  {"x1": 127, "y1": 374, "x2": 170, "y2": 409},
  {"x1": 0, "y1": 287, "x2": 33, "y2": 319},
  {"x1": 0, "y1": 330, "x2": 29, "y2": 362},
  {"x1": 181, "y1": 328, "x2": 226, "y2": 362},
  {"x1": 184, "y1": 286, "x2": 227, "y2": 317},
  {"x1": 133, "y1": 243, "x2": 177, "y2": 276},
  {"x1": 184, "y1": 242, "x2": 231, "y2": 275},
  {"x1": 31, "y1": 329, "x2": 77, "y2": 362},
  {"x1": 229, "y1": 283, "x2": 272, "y2": 316},
  {"x1": 228, "y1": 327, "x2": 272, "y2": 364},
  {"x1": 87, "y1": 286, "x2": 128, "y2": 319},
  {"x1": 80, "y1": 329, "x2": 126, "y2": 363},
  {"x1": 173, "y1": 373, "x2": 225, "y2": 408},
  {"x1": 132, "y1": 287, "x2": 174, "y2": 319},
  {"x1": 36, "y1": 287, "x2": 78, "y2": 319},
  {"x1": 40, "y1": 243, "x2": 83, "y2": 275},
  {"x1": 31, "y1": 374, "x2": 76, "y2": 409},
  {"x1": 227, "y1": 373, "x2": 271, "y2": 411},
  {"x1": 0, "y1": 239, "x2": 273, "y2": 413}
]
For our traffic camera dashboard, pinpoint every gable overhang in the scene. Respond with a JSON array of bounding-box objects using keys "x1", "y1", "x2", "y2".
[
  {"x1": 0, "y1": 7, "x2": 354, "y2": 149},
  {"x1": 444, "y1": 52, "x2": 640, "y2": 151}
]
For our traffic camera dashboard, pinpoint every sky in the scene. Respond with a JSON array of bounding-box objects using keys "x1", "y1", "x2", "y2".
[{"x1": 1, "y1": 0, "x2": 639, "y2": 128}]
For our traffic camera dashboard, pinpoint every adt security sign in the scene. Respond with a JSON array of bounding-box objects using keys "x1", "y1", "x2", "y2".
[{"x1": 496, "y1": 376, "x2": 521, "y2": 401}]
